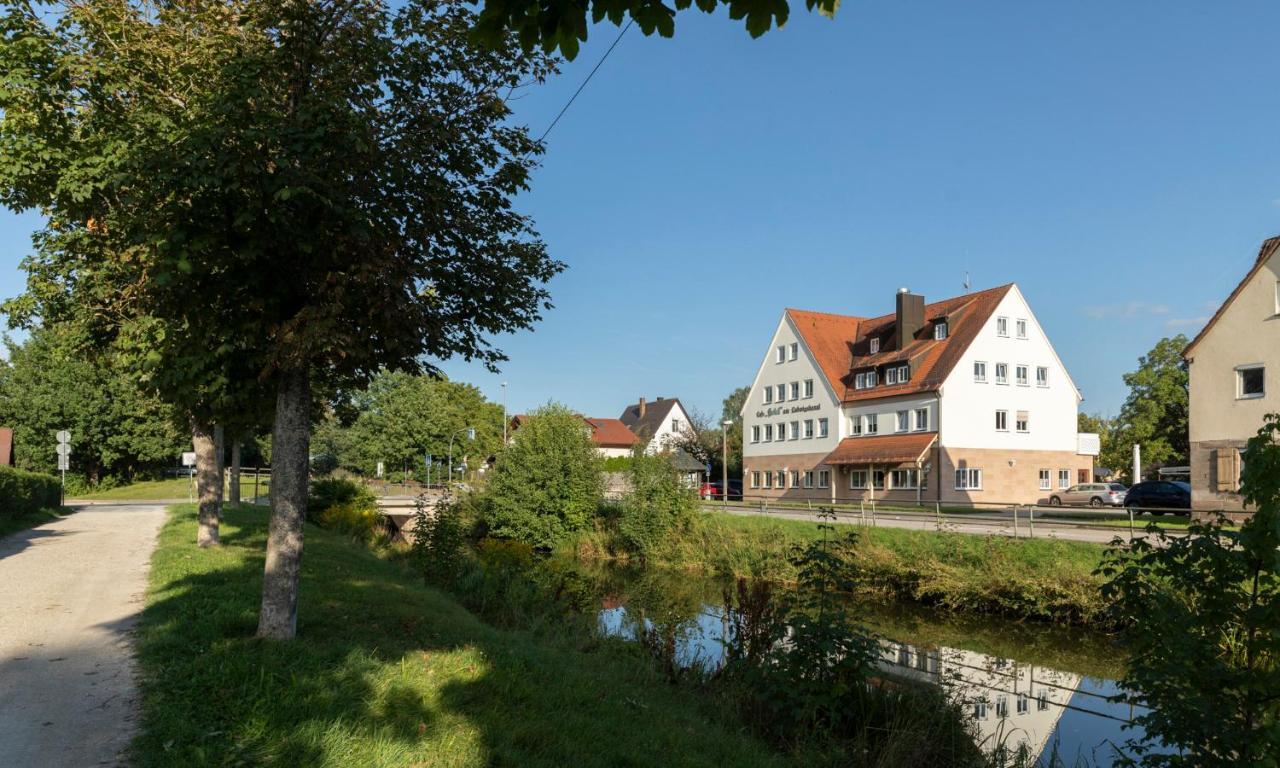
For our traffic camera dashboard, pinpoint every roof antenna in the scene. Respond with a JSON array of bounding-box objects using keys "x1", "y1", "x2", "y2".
[{"x1": 963, "y1": 270, "x2": 971, "y2": 293}]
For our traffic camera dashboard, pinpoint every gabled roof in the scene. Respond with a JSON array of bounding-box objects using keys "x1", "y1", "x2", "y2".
[
  {"x1": 787, "y1": 284, "x2": 1014, "y2": 403},
  {"x1": 1184, "y1": 236, "x2": 1280, "y2": 359},
  {"x1": 509, "y1": 414, "x2": 639, "y2": 449},
  {"x1": 618, "y1": 397, "x2": 685, "y2": 443}
]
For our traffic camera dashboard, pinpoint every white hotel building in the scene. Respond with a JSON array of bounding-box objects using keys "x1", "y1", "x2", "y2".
[{"x1": 741, "y1": 285, "x2": 1095, "y2": 505}]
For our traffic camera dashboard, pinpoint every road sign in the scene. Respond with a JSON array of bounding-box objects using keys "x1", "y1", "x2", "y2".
[
  {"x1": 376, "y1": 461, "x2": 385, "y2": 478},
  {"x1": 56, "y1": 430, "x2": 71, "y2": 445},
  {"x1": 55, "y1": 443, "x2": 71, "y2": 457},
  {"x1": 181, "y1": 451, "x2": 197, "y2": 467},
  {"x1": 57, "y1": 455, "x2": 69, "y2": 471}
]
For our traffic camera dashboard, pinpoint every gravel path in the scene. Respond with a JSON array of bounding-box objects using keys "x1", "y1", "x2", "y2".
[{"x1": 0, "y1": 503, "x2": 167, "y2": 767}]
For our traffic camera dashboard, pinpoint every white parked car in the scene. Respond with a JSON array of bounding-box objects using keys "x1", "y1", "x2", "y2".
[{"x1": 1048, "y1": 483, "x2": 1127, "y2": 507}]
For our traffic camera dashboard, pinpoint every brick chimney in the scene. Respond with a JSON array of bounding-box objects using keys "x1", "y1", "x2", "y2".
[
  {"x1": 895, "y1": 288, "x2": 925, "y2": 349},
  {"x1": 638, "y1": 397, "x2": 646, "y2": 418}
]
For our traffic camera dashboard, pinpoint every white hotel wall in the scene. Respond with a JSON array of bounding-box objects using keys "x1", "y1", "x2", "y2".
[
  {"x1": 841, "y1": 393, "x2": 939, "y2": 437},
  {"x1": 742, "y1": 314, "x2": 843, "y2": 458},
  {"x1": 940, "y1": 286, "x2": 1080, "y2": 452}
]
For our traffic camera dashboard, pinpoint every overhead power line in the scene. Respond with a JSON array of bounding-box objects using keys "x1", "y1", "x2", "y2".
[{"x1": 538, "y1": 19, "x2": 634, "y2": 143}]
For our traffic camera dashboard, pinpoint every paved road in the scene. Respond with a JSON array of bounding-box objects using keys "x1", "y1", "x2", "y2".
[
  {"x1": 704, "y1": 504, "x2": 1177, "y2": 545},
  {"x1": 0, "y1": 503, "x2": 167, "y2": 768}
]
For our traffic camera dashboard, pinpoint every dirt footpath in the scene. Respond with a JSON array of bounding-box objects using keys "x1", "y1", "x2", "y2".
[{"x1": 0, "y1": 503, "x2": 167, "y2": 767}]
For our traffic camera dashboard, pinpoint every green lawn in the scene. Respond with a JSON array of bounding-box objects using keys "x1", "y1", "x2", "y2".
[
  {"x1": 0, "y1": 508, "x2": 68, "y2": 540},
  {"x1": 75, "y1": 476, "x2": 270, "y2": 501},
  {"x1": 133, "y1": 505, "x2": 786, "y2": 768}
]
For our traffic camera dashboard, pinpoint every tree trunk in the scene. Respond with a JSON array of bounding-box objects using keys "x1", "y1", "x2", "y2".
[
  {"x1": 193, "y1": 421, "x2": 223, "y2": 548},
  {"x1": 257, "y1": 368, "x2": 311, "y2": 640},
  {"x1": 229, "y1": 439, "x2": 242, "y2": 505}
]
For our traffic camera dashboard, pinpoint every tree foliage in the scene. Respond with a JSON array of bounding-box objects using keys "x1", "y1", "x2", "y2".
[
  {"x1": 0, "y1": 328, "x2": 184, "y2": 483},
  {"x1": 1099, "y1": 414, "x2": 1280, "y2": 766},
  {"x1": 1104, "y1": 335, "x2": 1189, "y2": 479},
  {"x1": 615, "y1": 448, "x2": 698, "y2": 557},
  {"x1": 481, "y1": 403, "x2": 603, "y2": 549}
]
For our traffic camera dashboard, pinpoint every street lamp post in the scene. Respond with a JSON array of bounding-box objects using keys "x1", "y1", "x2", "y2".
[
  {"x1": 722, "y1": 420, "x2": 732, "y2": 508},
  {"x1": 448, "y1": 427, "x2": 476, "y2": 490}
]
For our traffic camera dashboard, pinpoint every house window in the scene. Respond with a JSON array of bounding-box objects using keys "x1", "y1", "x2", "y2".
[
  {"x1": 872, "y1": 470, "x2": 886, "y2": 490},
  {"x1": 803, "y1": 419, "x2": 814, "y2": 439},
  {"x1": 914, "y1": 408, "x2": 929, "y2": 431},
  {"x1": 790, "y1": 470, "x2": 800, "y2": 487},
  {"x1": 1037, "y1": 692, "x2": 1049, "y2": 712},
  {"x1": 1039, "y1": 469, "x2": 1050, "y2": 490},
  {"x1": 974, "y1": 361, "x2": 987, "y2": 383},
  {"x1": 865, "y1": 414, "x2": 878, "y2": 434},
  {"x1": 789, "y1": 381, "x2": 800, "y2": 400},
  {"x1": 818, "y1": 470, "x2": 830, "y2": 488},
  {"x1": 897, "y1": 364, "x2": 909, "y2": 382},
  {"x1": 934, "y1": 321, "x2": 948, "y2": 340},
  {"x1": 818, "y1": 418, "x2": 829, "y2": 438},
  {"x1": 1016, "y1": 695, "x2": 1029, "y2": 715},
  {"x1": 995, "y1": 410, "x2": 1008, "y2": 431},
  {"x1": 801, "y1": 471, "x2": 813, "y2": 488},
  {"x1": 764, "y1": 425, "x2": 773, "y2": 442},
  {"x1": 790, "y1": 421, "x2": 800, "y2": 440},
  {"x1": 751, "y1": 426, "x2": 760, "y2": 443},
  {"x1": 789, "y1": 342, "x2": 798, "y2": 361},
  {"x1": 995, "y1": 363, "x2": 1008, "y2": 385},
  {"x1": 1036, "y1": 366, "x2": 1048, "y2": 387},
  {"x1": 777, "y1": 422, "x2": 786, "y2": 440},
  {"x1": 1016, "y1": 319, "x2": 1028, "y2": 339},
  {"x1": 850, "y1": 417, "x2": 862, "y2": 436},
  {"x1": 973, "y1": 701, "x2": 989, "y2": 720},
  {"x1": 867, "y1": 370, "x2": 878, "y2": 386},
  {"x1": 804, "y1": 379, "x2": 814, "y2": 398},
  {"x1": 890, "y1": 469, "x2": 918, "y2": 489},
  {"x1": 1238, "y1": 365, "x2": 1265, "y2": 399},
  {"x1": 870, "y1": 338, "x2": 880, "y2": 354},
  {"x1": 1016, "y1": 411, "x2": 1029, "y2": 433},
  {"x1": 855, "y1": 373, "x2": 866, "y2": 389},
  {"x1": 776, "y1": 384, "x2": 785, "y2": 402},
  {"x1": 751, "y1": 471, "x2": 761, "y2": 489},
  {"x1": 955, "y1": 468, "x2": 982, "y2": 490},
  {"x1": 762, "y1": 471, "x2": 772, "y2": 489},
  {"x1": 896, "y1": 410, "x2": 909, "y2": 432},
  {"x1": 996, "y1": 317, "x2": 1009, "y2": 337},
  {"x1": 996, "y1": 695, "x2": 1009, "y2": 718},
  {"x1": 776, "y1": 470, "x2": 786, "y2": 488},
  {"x1": 849, "y1": 470, "x2": 867, "y2": 489},
  {"x1": 886, "y1": 367, "x2": 898, "y2": 385},
  {"x1": 1058, "y1": 469, "x2": 1070, "y2": 489},
  {"x1": 764, "y1": 387, "x2": 773, "y2": 404},
  {"x1": 671, "y1": 418, "x2": 681, "y2": 433},
  {"x1": 1016, "y1": 365, "x2": 1028, "y2": 386},
  {"x1": 776, "y1": 345, "x2": 785, "y2": 363}
]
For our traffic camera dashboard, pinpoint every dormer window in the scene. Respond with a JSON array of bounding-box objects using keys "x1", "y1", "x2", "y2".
[
  {"x1": 869, "y1": 338, "x2": 880, "y2": 354},
  {"x1": 867, "y1": 370, "x2": 878, "y2": 386},
  {"x1": 886, "y1": 367, "x2": 898, "y2": 385},
  {"x1": 934, "y1": 321, "x2": 948, "y2": 340},
  {"x1": 855, "y1": 372, "x2": 866, "y2": 389},
  {"x1": 897, "y1": 364, "x2": 909, "y2": 382}
]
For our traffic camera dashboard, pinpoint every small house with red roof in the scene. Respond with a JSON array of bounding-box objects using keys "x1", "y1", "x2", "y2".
[
  {"x1": 741, "y1": 285, "x2": 1093, "y2": 505},
  {"x1": 508, "y1": 414, "x2": 639, "y2": 458}
]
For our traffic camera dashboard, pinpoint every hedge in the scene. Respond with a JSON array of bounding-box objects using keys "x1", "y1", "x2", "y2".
[{"x1": 0, "y1": 466, "x2": 62, "y2": 519}]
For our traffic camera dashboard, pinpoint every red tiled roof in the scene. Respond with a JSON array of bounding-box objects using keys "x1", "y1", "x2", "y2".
[
  {"x1": 823, "y1": 432, "x2": 938, "y2": 466},
  {"x1": 1184, "y1": 236, "x2": 1280, "y2": 358},
  {"x1": 585, "y1": 418, "x2": 639, "y2": 448},
  {"x1": 787, "y1": 284, "x2": 1013, "y2": 403}
]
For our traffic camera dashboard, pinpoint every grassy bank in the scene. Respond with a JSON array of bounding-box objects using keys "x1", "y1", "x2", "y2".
[
  {"x1": 75, "y1": 476, "x2": 270, "y2": 501},
  {"x1": 133, "y1": 505, "x2": 790, "y2": 768},
  {"x1": 573, "y1": 512, "x2": 1110, "y2": 627},
  {"x1": 0, "y1": 507, "x2": 67, "y2": 540}
]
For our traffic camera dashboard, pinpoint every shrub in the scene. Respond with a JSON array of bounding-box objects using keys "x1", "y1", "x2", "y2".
[
  {"x1": 308, "y1": 477, "x2": 376, "y2": 519},
  {"x1": 615, "y1": 450, "x2": 698, "y2": 558},
  {"x1": 316, "y1": 502, "x2": 382, "y2": 542},
  {"x1": 410, "y1": 496, "x2": 469, "y2": 587},
  {"x1": 0, "y1": 465, "x2": 62, "y2": 519},
  {"x1": 481, "y1": 403, "x2": 603, "y2": 549}
]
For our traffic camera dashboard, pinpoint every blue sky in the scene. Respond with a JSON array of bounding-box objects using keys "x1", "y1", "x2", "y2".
[{"x1": 2, "y1": 0, "x2": 1278, "y2": 422}]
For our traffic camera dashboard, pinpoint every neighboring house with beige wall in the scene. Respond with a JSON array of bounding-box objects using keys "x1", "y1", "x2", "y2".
[
  {"x1": 741, "y1": 284, "x2": 1095, "y2": 506},
  {"x1": 1184, "y1": 236, "x2": 1280, "y2": 516}
]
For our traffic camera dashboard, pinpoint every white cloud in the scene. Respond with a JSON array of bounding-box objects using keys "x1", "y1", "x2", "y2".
[
  {"x1": 1164, "y1": 315, "x2": 1210, "y2": 331},
  {"x1": 1079, "y1": 301, "x2": 1172, "y2": 320}
]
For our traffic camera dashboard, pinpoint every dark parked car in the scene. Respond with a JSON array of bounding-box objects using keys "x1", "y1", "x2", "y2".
[{"x1": 1123, "y1": 481, "x2": 1191, "y2": 513}]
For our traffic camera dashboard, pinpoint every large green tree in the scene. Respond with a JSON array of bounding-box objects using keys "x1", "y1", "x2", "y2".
[
  {"x1": 0, "y1": 328, "x2": 185, "y2": 483},
  {"x1": 1105, "y1": 336, "x2": 1190, "y2": 480},
  {"x1": 1, "y1": 0, "x2": 559, "y2": 638}
]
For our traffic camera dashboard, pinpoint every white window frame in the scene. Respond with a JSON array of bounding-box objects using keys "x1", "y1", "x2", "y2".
[
  {"x1": 974, "y1": 361, "x2": 987, "y2": 383},
  {"x1": 1016, "y1": 319, "x2": 1028, "y2": 339},
  {"x1": 1016, "y1": 412, "x2": 1029, "y2": 433},
  {"x1": 1015, "y1": 365, "x2": 1029, "y2": 386},
  {"x1": 890, "y1": 469, "x2": 918, "y2": 489},
  {"x1": 886, "y1": 367, "x2": 898, "y2": 385},
  {"x1": 803, "y1": 471, "x2": 814, "y2": 488},
  {"x1": 788, "y1": 342, "x2": 798, "y2": 361},
  {"x1": 776, "y1": 470, "x2": 786, "y2": 488},
  {"x1": 995, "y1": 363, "x2": 1008, "y2": 385},
  {"x1": 803, "y1": 419, "x2": 814, "y2": 439},
  {"x1": 1237, "y1": 364, "x2": 1265, "y2": 400},
  {"x1": 776, "y1": 345, "x2": 785, "y2": 363},
  {"x1": 1038, "y1": 469, "x2": 1050, "y2": 491},
  {"x1": 789, "y1": 381, "x2": 800, "y2": 400},
  {"x1": 896, "y1": 410, "x2": 909, "y2": 432},
  {"x1": 764, "y1": 386, "x2": 773, "y2": 404},
  {"x1": 898, "y1": 364, "x2": 909, "y2": 382},
  {"x1": 817, "y1": 470, "x2": 830, "y2": 489},
  {"x1": 855, "y1": 372, "x2": 866, "y2": 389},
  {"x1": 751, "y1": 471, "x2": 761, "y2": 489},
  {"x1": 865, "y1": 413, "x2": 878, "y2": 435},
  {"x1": 934, "y1": 321, "x2": 948, "y2": 340},
  {"x1": 869, "y1": 338, "x2": 880, "y2": 354},
  {"x1": 867, "y1": 370, "x2": 878, "y2": 387},
  {"x1": 818, "y1": 418, "x2": 829, "y2": 438},
  {"x1": 790, "y1": 421, "x2": 800, "y2": 440},
  {"x1": 914, "y1": 408, "x2": 929, "y2": 432},
  {"x1": 1036, "y1": 366, "x2": 1049, "y2": 387},
  {"x1": 995, "y1": 410, "x2": 1008, "y2": 432},
  {"x1": 764, "y1": 424, "x2": 773, "y2": 442},
  {"x1": 751, "y1": 425, "x2": 760, "y2": 443},
  {"x1": 849, "y1": 470, "x2": 868, "y2": 489},
  {"x1": 777, "y1": 422, "x2": 786, "y2": 441},
  {"x1": 1058, "y1": 469, "x2": 1070, "y2": 489},
  {"x1": 804, "y1": 379, "x2": 814, "y2": 398},
  {"x1": 762, "y1": 471, "x2": 772, "y2": 489},
  {"x1": 955, "y1": 468, "x2": 983, "y2": 490},
  {"x1": 790, "y1": 470, "x2": 800, "y2": 488},
  {"x1": 871, "y1": 469, "x2": 886, "y2": 490},
  {"x1": 850, "y1": 416, "x2": 862, "y2": 436},
  {"x1": 996, "y1": 317, "x2": 1009, "y2": 337}
]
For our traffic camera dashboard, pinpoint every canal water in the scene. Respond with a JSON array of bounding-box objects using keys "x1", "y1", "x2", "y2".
[{"x1": 590, "y1": 566, "x2": 1148, "y2": 767}]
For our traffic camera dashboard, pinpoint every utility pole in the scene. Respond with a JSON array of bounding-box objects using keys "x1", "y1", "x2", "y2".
[
  {"x1": 501, "y1": 381, "x2": 508, "y2": 444},
  {"x1": 1132, "y1": 443, "x2": 1142, "y2": 484},
  {"x1": 722, "y1": 419, "x2": 732, "y2": 508}
]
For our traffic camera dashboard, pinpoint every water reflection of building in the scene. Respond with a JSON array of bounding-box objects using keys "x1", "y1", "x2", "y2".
[{"x1": 876, "y1": 640, "x2": 1081, "y2": 762}]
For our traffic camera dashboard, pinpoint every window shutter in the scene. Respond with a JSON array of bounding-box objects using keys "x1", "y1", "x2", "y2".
[{"x1": 1215, "y1": 449, "x2": 1235, "y2": 492}]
